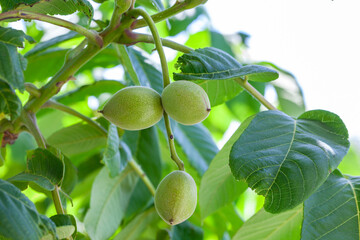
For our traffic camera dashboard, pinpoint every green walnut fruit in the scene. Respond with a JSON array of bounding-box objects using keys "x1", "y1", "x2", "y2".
[
  {"x1": 154, "y1": 170, "x2": 197, "y2": 225},
  {"x1": 161, "y1": 81, "x2": 211, "y2": 125},
  {"x1": 100, "y1": 86, "x2": 163, "y2": 130}
]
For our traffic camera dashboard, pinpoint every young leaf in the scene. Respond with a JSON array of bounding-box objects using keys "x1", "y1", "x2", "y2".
[
  {"x1": 199, "y1": 116, "x2": 254, "y2": 220},
  {"x1": 232, "y1": 205, "x2": 303, "y2": 240},
  {"x1": 302, "y1": 170, "x2": 360, "y2": 240},
  {"x1": 0, "y1": 179, "x2": 56, "y2": 240},
  {"x1": 47, "y1": 122, "x2": 107, "y2": 157},
  {"x1": 174, "y1": 47, "x2": 278, "y2": 82},
  {"x1": 113, "y1": 208, "x2": 159, "y2": 240},
  {"x1": 1, "y1": 0, "x2": 94, "y2": 19},
  {"x1": 0, "y1": 27, "x2": 35, "y2": 48},
  {"x1": 0, "y1": 80, "x2": 22, "y2": 120},
  {"x1": 8, "y1": 172, "x2": 54, "y2": 191},
  {"x1": 103, "y1": 124, "x2": 127, "y2": 177},
  {"x1": 50, "y1": 214, "x2": 77, "y2": 239},
  {"x1": 0, "y1": 43, "x2": 26, "y2": 90},
  {"x1": 229, "y1": 110, "x2": 350, "y2": 213},
  {"x1": 84, "y1": 166, "x2": 139, "y2": 240}
]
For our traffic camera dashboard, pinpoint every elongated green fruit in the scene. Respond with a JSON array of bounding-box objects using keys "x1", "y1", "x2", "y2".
[
  {"x1": 154, "y1": 170, "x2": 197, "y2": 225},
  {"x1": 100, "y1": 86, "x2": 163, "y2": 130},
  {"x1": 161, "y1": 81, "x2": 210, "y2": 125}
]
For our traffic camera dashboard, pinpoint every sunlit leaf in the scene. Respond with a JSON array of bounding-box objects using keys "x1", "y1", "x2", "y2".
[
  {"x1": 230, "y1": 110, "x2": 349, "y2": 213},
  {"x1": 0, "y1": 26, "x2": 35, "y2": 48},
  {"x1": 233, "y1": 205, "x2": 303, "y2": 240},
  {"x1": 84, "y1": 166, "x2": 139, "y2": 240},
  {"x1": 302, "y1": 170, "x2": 360, "y2": 240}
]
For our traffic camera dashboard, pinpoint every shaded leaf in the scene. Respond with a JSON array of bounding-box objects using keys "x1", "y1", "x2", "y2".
[
  {"x1": 0, "y1": 26, "x2": 35, "y2": 47},
  {"x1": 232, "y1": 206, "x2": 303, "y2": 240},
  {"x1": 172, "y1": 221, "x2": 203, "y2": 240},
  {"x1": 0, "y1": 42, "x2": 26, "y2": 90},
  {"x1": 0, "y1": 179, "x2": 56, "y2": 240},
  {"x1": 47, "y1": 122, "x2": 107, "y2": 157},
  {"x1": 0, "y1": 80, "x2": 22, "y2": 120},
  {"x1": 50, "y1": 214, "x2": 77, "y2": 239},
  {"x1": 1, "y1": 0, "x2": 94, "y2": 19},
  {"x1": 8, "y1": 172, "x2": 54, "y2": 191},
  {"x1": 229, "y1": 110, "x2": 349, "y2": 213},
  {"x1": 199, "y1": 116, "x2": 253, "y2": 220},
  {"x1": 210, "y1": 31, "x2": 234, "y2": 57},
  {"x1": 302, "y1": 170, "x2": 360, "y2": 240},
  {"x1": 113, "y1": 208, "x2": 158, "y2": 240},
  {"x1": 84, "y1": 166, "x2": 139, "y2": 240}
]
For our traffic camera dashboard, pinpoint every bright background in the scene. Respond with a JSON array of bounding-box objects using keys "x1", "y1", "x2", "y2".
[{"x1": 206, "y1": 0, "x2": 360, "y2": 141}]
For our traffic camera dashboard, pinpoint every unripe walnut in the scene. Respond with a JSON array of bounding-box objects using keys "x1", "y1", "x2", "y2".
[
  {"x1": 161, "y1": 81, "x2": 211, "y2": 125},
  {"x1": 154, "y1": 170, "x2": 197, "y2": 225},
  {"x1": 100, "y1": 86, "x2": 163, "y2": 130}
]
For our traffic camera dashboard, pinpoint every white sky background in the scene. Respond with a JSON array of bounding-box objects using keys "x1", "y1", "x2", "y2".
[{"x1": 205, "y1": 0, "x2": 360, "y2": 141}]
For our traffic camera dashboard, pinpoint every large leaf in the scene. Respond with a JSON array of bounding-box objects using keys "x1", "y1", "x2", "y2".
[
  {"x1": 0, "y1": 80, "x2": 22, "y2": 120},
  {"x1": 47, "y1": 122, "x2": 107, "y2": 157},
  {"x1": 84, "y1": 166, "x2": 139, "y2": 240},
  {"x1": 123, "y1": 127, "x2": 162, "y2": 217},
  {"x1": 199, "y1": 116, "x2": 254, "y2": 220},
  {"x1": 174, "y1": 47, "x2": 278, "y2": 83},
  {"x1": 0, "y1": 42, "x2": 26, "y2": 90},
  {"x1": 232, "y1": 205, "x2": 303, "y2": 240},
  {"x1": 24, "y1": 48, "x2": 68, "y2": 83},
  {"x1": 229, "y1": 110, "x2": 350, "y2": 213},
  {"x1": 1, "y1": 0, "x2": 94, "y2": 19},
  {"x1": 302, "y1": 170, "x2": 360, "y2": 240},
  {"x1": 0, "y1": 27, "x2": 35, "y2": 48},
  {"x1": 0, "y1": 179, "x2": 56, "y2": 240},
  {"x1": 113, "y1": 208, "x2": 158, "y2": 240}
]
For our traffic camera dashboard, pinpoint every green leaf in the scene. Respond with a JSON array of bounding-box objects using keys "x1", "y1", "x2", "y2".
[
  {"x1": 47, "y1": 122, "x2": 107, "y2": 157},
  {"x1": 0, "y1": 80, "x2": 22, "y2": 120},
  {"x1": 0, "y1": 179, "x2": 56, "y2": 240},
  {"x1": 113, "y1": 208, "x2": 158, "y2": 240},
  {"x1": 174, "y1": 47, "x2": 279, "y2": 82},
  {"x1": 1, "y1": 0, "x2": 94, "y2": 19},
  {"x1": 229, "y1": 110, "x2": 350, "y2": 213},
  {"x1": 116, "y1": 45, "x2": 141, "y2": 86},
  {"x1": 123, "y1": 127, "x2": 162, "y2": 217},
  {"x1": 8, "y1": 172, "x2": 54, "y2": 191},
  {"x1": 232, "y1": 205, "x2": 303, "y2": 240},
  {"x1": 0, "y1": 42, "x2": 26, "y2": 90},
  {"x1": 171, "y1": 221, "x2": 203, "y2": 240},
  {"x1": 210, "y1": 31, "x2": 234, "y2": 57},
  {"x1": 126, "y1": 47, "x2": 163, "y2": 94},
  {"x1": 0, "y1": 27, "x2": 35, "y2": 48},
  {"x1": 199, "y1": 116, "x2": 254, "y2": 220},
  {"x1": 136, "y1": 0, "x2": 165, "y2": 12},
  {"x1": 24, "y1": 48, "x2": 68, "y2": 83},
  {"x1": 174, "y1": 122, "x2": 218, "y2": 176},
  {"x1": 60, "y1": 155, "x2": 78, "y2": 195},
  {"x1": 84, "y1": 166, "x2": 139, "y2": 240},
  {"x1": 25, "y1": 31, "x2": 79, "y2": 58},
  {"x1": 103, "y1": 124, "x2": 127, "y2": 177},
  {"x1": 168, "y1": 7, "x2": 207, "y2": 36},
  {"x1": 302, "y1": 170, "x2": 360, "y2": 240},
  {"x1": 50, "y1": 214, "x2": 77, "y2": 239}
]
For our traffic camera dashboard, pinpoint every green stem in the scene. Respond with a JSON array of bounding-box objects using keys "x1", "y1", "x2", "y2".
[
  {"x1": 118, "y1": 32, "x2": 193, "y2": 53},
  {"x1": 21, "y1": 111, "x2": 65, "y2": 215},
  {"x1": 24, "y1": 83, "x2": 41, "y2": 98},
  {"x1": 164, "y1": 113, "x2": 184, "y2": 170},
  {"x1": 235, "y1": 78, "x2": 277, "y2": 110},
  {"x1": 133, "y1": 1, "x2": 188, "y2": 29},
  {"x1": 128, "y1": 8, "x2": 184, "y2": 170},
  {"x1": 0, "y1": 10, "x2": 103, "y2": 47},
  {"x1": 128, "y1": 159, "x2": 156, "y2": 196},
  {"x1": 128, "y1": 8, "x2": 170, "y2": 87},
  {"x1": 42, "y1": 100, "x2": 107, "y2": 133}
]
